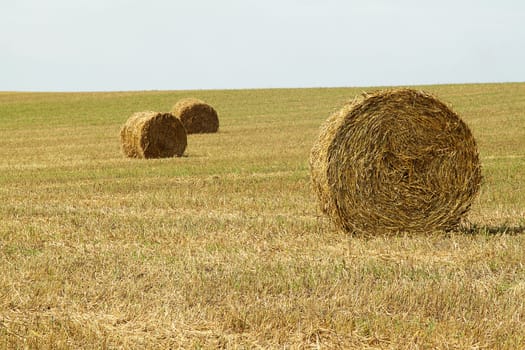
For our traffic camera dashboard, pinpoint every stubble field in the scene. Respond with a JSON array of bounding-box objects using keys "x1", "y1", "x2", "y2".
[{"x1": 0, "y1": 83, "x2": 524, "y2": 349}]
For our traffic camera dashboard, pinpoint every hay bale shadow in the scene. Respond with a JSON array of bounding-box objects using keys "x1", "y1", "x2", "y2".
[{"x1": 461, "y1": 223, "x2": 525, "y2": 235}]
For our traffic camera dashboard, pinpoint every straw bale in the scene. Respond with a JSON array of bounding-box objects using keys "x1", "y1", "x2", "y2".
[
  {"x1": 310, "y1": 88, "x2": 482, "y2": 234},
  {"x1": 120, "y1": 111, "x2": 187, "y2": 158},
  {"x1": 171, "y1": 98, "x2": 219, "y2": 134}
]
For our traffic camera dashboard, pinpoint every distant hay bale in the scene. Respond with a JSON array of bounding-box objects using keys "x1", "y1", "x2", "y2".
[
  {"x1": 120, "y1": 111, "x2": 187, "y2": 159},
  {"x1": 171, "y1": 98, "x2": 219, "y2": 134},
  {"x1": 310, "y1": 88, "x2": 482, "y2": 235}
]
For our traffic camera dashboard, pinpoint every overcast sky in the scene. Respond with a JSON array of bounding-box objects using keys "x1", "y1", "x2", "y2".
[{"x1": 2, "y1": 0, "x2": 524, "y2": 91}]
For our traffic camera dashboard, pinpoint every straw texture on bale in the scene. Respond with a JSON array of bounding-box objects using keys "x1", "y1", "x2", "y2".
[
  {"x1": 120, "y1": 111, "x2": 187, "y2": 159},
  {"x1": 171, "y1": 98, "x2": 219, "y2": 134},
  {"x1": 310, "y1": 88, "x2": 482, "y2": 235}
]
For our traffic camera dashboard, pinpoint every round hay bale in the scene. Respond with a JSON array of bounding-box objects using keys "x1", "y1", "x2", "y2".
[
  {"x1": 310, "y1": 88, "x2": 482, "y2": 235},
  {"x1": 171, "y1": 98, "x2": 219, "y2": 134},
  {"x1": 120, "y1": 111, "x2": 187, "y2": 159}
]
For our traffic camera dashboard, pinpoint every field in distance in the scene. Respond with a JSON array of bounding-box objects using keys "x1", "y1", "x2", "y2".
[{"x1": 0, "y1": 83, "x2": 524, "y2": 348}]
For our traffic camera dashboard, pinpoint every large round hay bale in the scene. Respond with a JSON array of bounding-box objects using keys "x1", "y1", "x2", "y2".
[
  {"x1": 310, "y1": 88, "x2": 482, "y2": 235},
  {"x1": 120, "y1": 111, "x2": 187, "y2": 159},
  {"x1": 171, "y1": 98, "x2": 219, "y2": 134}
]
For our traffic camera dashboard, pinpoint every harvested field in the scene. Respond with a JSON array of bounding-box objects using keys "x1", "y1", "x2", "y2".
[{"x1": 0, "y1": 84, "x2": 524, "y2": 349}]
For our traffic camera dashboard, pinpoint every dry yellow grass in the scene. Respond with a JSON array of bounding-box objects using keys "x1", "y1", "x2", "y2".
[{"x1": 0, "y1": 83, "x2": 524, "y2": 348}]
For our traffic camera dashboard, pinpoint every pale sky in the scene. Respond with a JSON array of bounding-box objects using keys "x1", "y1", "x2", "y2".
[{"x1": 2, "y1": 0, "x2": 524, "y2": 91}]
